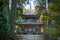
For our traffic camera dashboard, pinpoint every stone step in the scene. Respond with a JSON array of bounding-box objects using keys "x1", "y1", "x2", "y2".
[{"x1": 18, "y1": 35, "x2": 44, "y2": 40}]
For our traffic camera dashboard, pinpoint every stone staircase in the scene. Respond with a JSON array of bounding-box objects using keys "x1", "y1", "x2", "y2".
[{"x1": 17, "y1": 34, "x2": 44, "y2": 40}]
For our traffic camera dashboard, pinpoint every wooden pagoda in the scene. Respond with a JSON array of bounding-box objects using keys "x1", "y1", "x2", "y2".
[{"x1": 16, "y1": 12, "x2": 44, "y2": 34}]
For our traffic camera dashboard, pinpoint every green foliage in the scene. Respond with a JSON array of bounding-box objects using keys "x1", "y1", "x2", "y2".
[
  {"x1": 0, "y1": 9, "x2": 8, "y2": 40},
  {"x1": 0, "y1": 0, "x2": 3, "y2": 11},
  {"x1": 45, "y1": 27, "x2": 58, "y2": 37},
  {"x1": 49, "y1": 0, "x2": 60, "y2": 3},
  {"x1": 49, "y1": 0, "x2": 60, "y2": 26},
  {"x1": 0, "y1": 0, "x2": 12, "y2": 40},
  {"x1": 45, "y1": 0, "x2": 60, "y2": 37}
]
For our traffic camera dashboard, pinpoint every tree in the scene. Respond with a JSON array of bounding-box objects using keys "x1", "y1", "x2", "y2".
[
  {"x1": 45, "y1": 0, "x2": 60, "y2": 38},
  {"x1": 45, "y1": 27, "x2": 58, "y2": 40},
  {"x1": 0, "y1": 0, "x2": 8, "y2": 40},
  {"x1": 0, "y1": 0, "x2": 15, "y2": 40}
]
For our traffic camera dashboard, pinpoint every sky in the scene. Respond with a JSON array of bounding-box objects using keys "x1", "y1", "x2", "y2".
[
  {"x1": 9, "y1": 0, "x2": 11, "y2": 9},
  {"x1": 9, "y1": 0, "x2": 36, "y2": 10},
  {"x1": 23, "y1": 0, "x2": 35, "y2": 10},
  {"x1": 9, "y1": 0, "x2": 48, "y2": 10},
  {"x1": 23, "y1": 0, "x2": 40, "y2": 10}
]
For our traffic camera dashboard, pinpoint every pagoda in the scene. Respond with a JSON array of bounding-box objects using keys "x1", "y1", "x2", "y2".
[
  {"x1": 15, "y1": 11, "x2": 44, "y2": 40},
  {"x1": 15, "y1": 0, "x2": 44, "y2": 40},
  {"x1": 16, "y1": 11, "x2": 44, "y2": 34}
]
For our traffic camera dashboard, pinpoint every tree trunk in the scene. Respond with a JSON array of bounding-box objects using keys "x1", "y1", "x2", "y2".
[{"x1": 9, "y1": 0, "x2": 18, "y2": 39}]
